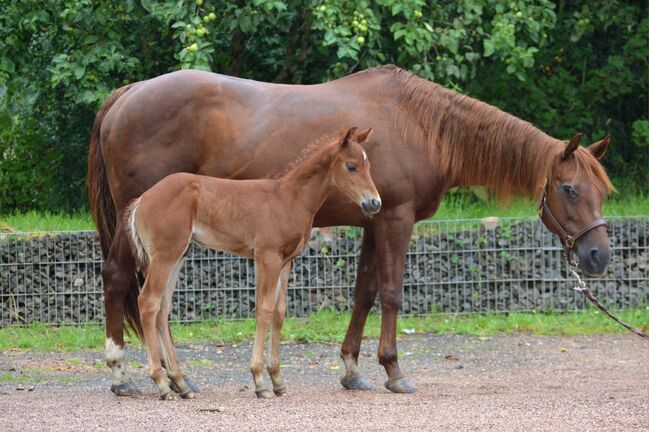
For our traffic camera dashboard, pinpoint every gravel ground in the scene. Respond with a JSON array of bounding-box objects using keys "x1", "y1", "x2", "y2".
[{"x1": 1, "y1": 334, "x2": 648, "y2": 431}]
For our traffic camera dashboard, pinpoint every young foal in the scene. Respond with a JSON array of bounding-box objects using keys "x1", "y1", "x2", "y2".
[{"x1": 124, "y1": 127, "x2": 380, "y2": 399}]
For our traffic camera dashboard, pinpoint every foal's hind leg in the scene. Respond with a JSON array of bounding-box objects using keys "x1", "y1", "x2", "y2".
[
  {"x1": 157, "y1": 259, "x2": 196, "y2": 399},
  {"x1": 138, "y1": 259, "x2": 177, "y2": 400},
  {"x1": 250, "y1": 252, "x2": 283, "y2": 398},
  {"x1": 267, "y1": 262, "x2": 291, "y2": 396}
]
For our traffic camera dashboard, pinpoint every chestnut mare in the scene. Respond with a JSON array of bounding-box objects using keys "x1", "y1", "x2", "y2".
[
  {"x1": 123, "y1": 127, "x2": 380, "y2": 399},
  {"x1": 88, "y1": 65, "x2": 613, "y2": 397}
]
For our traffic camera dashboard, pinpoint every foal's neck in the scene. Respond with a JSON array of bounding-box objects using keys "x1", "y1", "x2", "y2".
[{"x1": 278, "y1": 143, "x2": 337, "y2": 214}]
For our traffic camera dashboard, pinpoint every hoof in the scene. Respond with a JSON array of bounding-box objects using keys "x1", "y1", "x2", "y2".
[
  {"x1": 273, "y1": 385, "x2": 288, "y2": 397},
  {"x1": 385, "y1": 377, "x2": 416, "y2": 394},
  {"x1": 110, "y1": 381, "x2": 142, "y2": 397},
  {"x1": 180, "y1": 390, "x2": 197, "y2": 400},
  {"x1": 160, "y1": 391, "x2": 176, "y2": 401},
  {"x1": 185, "y1": 376, "x2": 200, "y2": 394},
  {"x1": 255, "y1": 389, "x2": 274, "y2": 399},
  {"x1": 340, "y1": 375, "x2": 373, "y2": 391}
]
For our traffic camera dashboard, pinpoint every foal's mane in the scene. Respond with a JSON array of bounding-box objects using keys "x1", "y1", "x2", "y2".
[
  {"x1": 269, "y1": 132, "x2": 341, "y2": 180},
  {"x1": 372, "y1": 65, "x2": 613, "y2": 200}
]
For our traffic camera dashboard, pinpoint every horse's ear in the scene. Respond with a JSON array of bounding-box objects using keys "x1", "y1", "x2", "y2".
[
  {"x1": 355, "y1": 128, "x2": 373, "y2": 144},
  {"x1": 340, "y1": 127, "x2": 357, "y2": 148},
  {"x1": 563, "y1": 133, "x2": 582, "y2": 159},
  {"x1": 587, "y1": 134, "x2": 611, "y2": 160}
]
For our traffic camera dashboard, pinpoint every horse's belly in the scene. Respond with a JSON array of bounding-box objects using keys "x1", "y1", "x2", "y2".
[{"x1": 191, "y1": 222, "x2": 253, "y2": 258}]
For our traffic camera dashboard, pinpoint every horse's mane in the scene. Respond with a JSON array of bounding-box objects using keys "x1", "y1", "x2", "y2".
[
  {"x1": 373, "y1": 65, "x2": 613, "y2": 200},
  {"x1": 269, "y1": 132, "x2": 340, "y2": 180}
]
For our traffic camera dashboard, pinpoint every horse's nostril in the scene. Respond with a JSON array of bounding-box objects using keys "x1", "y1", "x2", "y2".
[
  {"x1": 370, "y1": 198, "x2": 381, "y2": 210},
  {"x1": 589, "y1": 247, "x2": 607, "y2": 265}
]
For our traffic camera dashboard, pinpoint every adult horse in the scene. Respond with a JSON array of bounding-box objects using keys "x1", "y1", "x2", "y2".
[{"x1": 88, "y1": 65, "x2": 613, "y2": 396}]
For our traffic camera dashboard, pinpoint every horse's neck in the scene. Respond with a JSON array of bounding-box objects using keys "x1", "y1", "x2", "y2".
[
  {"x1": 427, "y1": 89, "x2": 563, "y2": 199},
  {"x1": 279, "y1": 146, "x2": 335, "y2": 214}
]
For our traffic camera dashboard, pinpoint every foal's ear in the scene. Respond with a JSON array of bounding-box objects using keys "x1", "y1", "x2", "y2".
[
  {"x1": 563, "y1": 133, "x2": 582, "y2": 160},
  {"x1": 340, "y1": 127, "x2": 358, "y2": 148},
  {"x1": 355, "y1": 128, "x2": 373, "y2": 143},
  {"x1": 587, "y1": 134, "x2": 611, "y2": 160}
]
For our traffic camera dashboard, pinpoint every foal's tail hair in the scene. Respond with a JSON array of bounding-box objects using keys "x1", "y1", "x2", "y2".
[{"x1": 124, "y1": 198, "x2": 149, "y2": 272}]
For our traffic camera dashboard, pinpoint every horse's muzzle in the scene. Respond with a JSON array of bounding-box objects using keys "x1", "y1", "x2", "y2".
[
  {"x1": 361, "y1": 197, "x2": 382, "y2": 215},
  {"x1": 578, "y1": 245, "x2": 610, "y2": 277}
]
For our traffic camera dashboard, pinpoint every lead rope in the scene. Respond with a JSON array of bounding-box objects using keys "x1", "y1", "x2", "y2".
[{"x1": 565, "y1": 254, "x2": 649, "y2": 341}]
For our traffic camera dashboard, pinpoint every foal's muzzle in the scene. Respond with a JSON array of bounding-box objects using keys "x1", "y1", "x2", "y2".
[{"x1": 361, "y1": 197, "x2": 382, "y2": 215}]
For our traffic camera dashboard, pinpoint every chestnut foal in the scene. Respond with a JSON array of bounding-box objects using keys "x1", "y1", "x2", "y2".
[{"x1": 124, "y1": 127, "x2": 381, "y2": 399}]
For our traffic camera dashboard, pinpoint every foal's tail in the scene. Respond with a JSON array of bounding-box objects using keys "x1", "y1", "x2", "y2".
[{"x1": 124, "y1": 197, "x2": 149, "y2": 273}]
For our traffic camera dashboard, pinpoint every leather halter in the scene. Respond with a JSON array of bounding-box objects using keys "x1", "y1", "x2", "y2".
[{"x1": 537, "y1": 179, "x2": 606, "y2": 250}]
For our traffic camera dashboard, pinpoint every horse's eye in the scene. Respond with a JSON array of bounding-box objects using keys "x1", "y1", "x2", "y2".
[
  {"x1": 346, "y1": 163, "x2": 357, "y2": 172},
  {"x1": 562, "y1": 184, "x2": 579, "y2": 198}
]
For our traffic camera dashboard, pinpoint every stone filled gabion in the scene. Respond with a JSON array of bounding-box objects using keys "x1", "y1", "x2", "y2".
[{"x1": 1, "y1": 218, "x2": 647, "y2": 325}]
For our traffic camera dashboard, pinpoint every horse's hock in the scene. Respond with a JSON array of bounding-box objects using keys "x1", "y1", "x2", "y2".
[{"x1": 1, "y1": 217, "x2": 647, "y2": 325}]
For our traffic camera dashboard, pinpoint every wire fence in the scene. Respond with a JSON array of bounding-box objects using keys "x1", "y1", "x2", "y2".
[{"x1": 1, "y1": 216, "x2": 647, "y2": 326}]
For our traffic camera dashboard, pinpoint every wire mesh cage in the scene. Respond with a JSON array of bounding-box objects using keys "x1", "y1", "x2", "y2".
[{"x1": 1, "y1": 217, "x2": 647, "y2": 325}]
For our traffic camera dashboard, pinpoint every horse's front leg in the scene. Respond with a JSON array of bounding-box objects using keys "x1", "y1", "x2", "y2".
[
  {"x1": 250, "y1": 252, "x2": 283, "y2": 398},
  {"x1": 102, "y1": 226, "x2": 140, "y2": 397},
  {"x1": 267, "y1": 262, "x2": 291, "y2": 396},
  {"x1": 374, "y1": 206, "x2": 416, "y2": 393},
  {"x1": 340, "y1": 228, "x2": 379, "y2": 391}
]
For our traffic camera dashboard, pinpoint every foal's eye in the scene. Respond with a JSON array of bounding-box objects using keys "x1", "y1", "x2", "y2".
[
  {"x1": 561, "y1": 184, "x2": 579, "y2": 198},
  {"x1": 346, "y1": 163, "x2": 357, "y2": 172}
]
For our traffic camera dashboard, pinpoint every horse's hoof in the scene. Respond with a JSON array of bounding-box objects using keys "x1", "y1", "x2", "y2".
[
  {"x1": 384, "y1": 377, "x2": 416, "y2": 394},
  {"x1": 255, "y1": 389, "x2": 274, "y2": 399},
  {"x1": 110, "y1": 381, "x2": 142, "y2": 397},
  {"x1": 160, "y1": 391, "x2": 176, "y2": 401},
  {"x1": 180, "y1": 390, "x2": 197, "y2": 400},
  {"x1": 340, "y1": 375, "x2": 373, "y2": 391},
  {"x1": 185, "y1": 376, "x2": 200, "y2": 393},
  {"x1": 273, "y1": 385, "x2": 288, "y2": 397}
]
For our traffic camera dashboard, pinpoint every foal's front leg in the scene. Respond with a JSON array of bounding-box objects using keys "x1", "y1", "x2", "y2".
[
  {"x1": 250, "y1": 252, "x2": 283, "y2": 398},
  {"x1": 267, "y1": 262, "x2": 291, "y2": 396}
]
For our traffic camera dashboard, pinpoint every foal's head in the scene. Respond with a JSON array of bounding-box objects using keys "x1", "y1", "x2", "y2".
[
  {"x1": 331, "y1": 127, "x2": 381, "y2": 215},
  {"x1": 539, "y1": 134, "x2": 613, "y2": 276}
]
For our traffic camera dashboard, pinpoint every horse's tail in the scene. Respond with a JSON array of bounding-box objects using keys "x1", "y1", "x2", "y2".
[
  {"x1": 124, "y1": 197, "x2": 148, "y2": 272},
  {"x1": 87, "y1": 83, "x2": 144, "y2": 339}
]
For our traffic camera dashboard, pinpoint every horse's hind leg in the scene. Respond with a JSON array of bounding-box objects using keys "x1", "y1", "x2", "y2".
[
  {"x1": 103, "y1": 225, "x2": 140, "y2": 397},
  {"x1": 250, "y1": 252, "x2": 283, "y2": 398},
  {"x1": 267, "y1": 262, "x2": 291, "y2": 396},
  {"x1": 157, "y1": 259, "x2": 196, "y2": 399},
  {"x1": 138, "y1": 259, "x2": 176, "y2": 400}
]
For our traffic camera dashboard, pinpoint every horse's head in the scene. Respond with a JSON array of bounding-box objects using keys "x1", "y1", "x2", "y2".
[
  {"x1": 539, "y1": 134, "x2": 614, "y2": 277},
  {"x1": 331, "y1": 127, "x2": 381, "y2": 215}
]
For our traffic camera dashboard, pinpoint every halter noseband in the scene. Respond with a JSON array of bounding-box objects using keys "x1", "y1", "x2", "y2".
[{"x1": 537, "y1": 180, "x2": 606, "y2": 250}]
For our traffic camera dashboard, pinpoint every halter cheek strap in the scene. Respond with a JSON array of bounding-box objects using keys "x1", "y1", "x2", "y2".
[{"x1": 537, "y1": 180, "x2": 606, "y2": 249}]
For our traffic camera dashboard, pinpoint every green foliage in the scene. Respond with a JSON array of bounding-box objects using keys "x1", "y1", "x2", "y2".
[{"x1": 0, "y1": 0, "x2": 646, "y2": 212}]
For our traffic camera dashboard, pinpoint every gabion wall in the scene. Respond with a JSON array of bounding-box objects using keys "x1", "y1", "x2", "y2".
[{"x1": 0, "y1": 217, "x2": 647, "y2": 325}]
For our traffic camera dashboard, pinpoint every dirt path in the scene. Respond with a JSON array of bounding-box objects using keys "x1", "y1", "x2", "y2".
[{"x1": 1, "y1": 334, "x2": 648, "y2": 431}]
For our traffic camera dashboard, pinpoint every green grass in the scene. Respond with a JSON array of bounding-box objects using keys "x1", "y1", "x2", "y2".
[
  {"x1": 2, "y1": 309, "x2": 647, "y2": 353},
  {"x1": 432, "y1": 191, "x2": 649, "y2": 220},
  {"x1": 0, "y1": 210, "x2": 95, "y2": 232},
  {"x1": 1, "y1": 192, "x2": 646, "y2": 232}
]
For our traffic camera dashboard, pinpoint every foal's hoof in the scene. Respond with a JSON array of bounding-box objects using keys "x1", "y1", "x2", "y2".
[
  {"x1": 340, "y1": 375, "x2": 373, "y2": 391},
  {"x1": 185, "y1": 376, "x2": 200, "y2": 394},
  {"x1": 273, "y1": 385, "x2": 288, "y2": 397},
  {"x1": 255, "y1": 389, "x2": 274, "y2": 399},
  {"x1": 170, "y1": 377, "x2": 200, "y2": 394},
  {"x1": 384, "y1": 377, "x2": 416, "y2": 394},
  {"x1": 160, "y1": 391, "x2": 176, "y2": 401},
  {"x1": 110, "y1": 381, "x2": 142, "y2": 397},
  {"x1": 180, "y1": 390, "x2": 197, "y2": 400}
]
